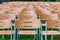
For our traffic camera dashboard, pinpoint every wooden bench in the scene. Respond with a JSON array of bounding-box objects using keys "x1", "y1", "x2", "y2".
[
  {"x1": 0, "y1": 14, "x2": 13, "y2": 40},
  {"x1": 16, "y1": 10, "x2": 40, "y2": 40},
  {"x1": 34, "y1": 5, "x2": 60, "y2": 40},
  {"x1": 34, "y1": 5, "x2": 51, "y2": 20},
  {"x1": 0, "y1": 19, "x2": 14, "y2": 34}
]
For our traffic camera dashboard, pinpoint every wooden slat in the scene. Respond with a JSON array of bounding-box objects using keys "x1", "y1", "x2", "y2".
[
  {"x1": 42, "y1": 24, "x2": 46, "y2": 26},
  {"x1": 0, "y1": 31, "x2": 14, "y2": 35},
  {"x1": 18, "y1": 30, "x2": 36, "y2": 35},
  {"x1": 42, "y1": 31, "x2": 60, "y2": 35},
  {"x1": 16, "y1": 19, "x2": 40, "y2": 29}
]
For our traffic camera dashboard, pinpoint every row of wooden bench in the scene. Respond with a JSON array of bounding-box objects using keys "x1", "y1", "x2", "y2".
[{"x1": 0, "y1": 2, "x2": 60, "y2": 40}]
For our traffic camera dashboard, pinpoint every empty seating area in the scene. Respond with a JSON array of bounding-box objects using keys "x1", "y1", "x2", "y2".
[{"x1": 0, "y1": 2, "x2": 60, "y2": 40}]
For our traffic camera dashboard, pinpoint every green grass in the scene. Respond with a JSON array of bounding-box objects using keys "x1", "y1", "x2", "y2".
[
  {"x1": 20, "y1": 35, "x2": 34, "y2": 40},
  {"x1": 0, "y1": 35, "x2": 59, "y2": 40}
]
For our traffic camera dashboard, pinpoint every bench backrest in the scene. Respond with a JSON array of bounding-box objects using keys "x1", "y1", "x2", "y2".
[
  {"x1": 0, "y1": 19, "x2": 11, "y2": 29},
  {"x1": 16, "y1": 10, "x2": 40, "y2": 29},
  {"x1": 20, "y1": 11, "x2": 37, "y2": 20},
  {"x1": 0, "y1": 14, "x2": 5, "y2": 20},
  {"x1": 48, "y1": 13, "x2": 59, "y2": 28}
]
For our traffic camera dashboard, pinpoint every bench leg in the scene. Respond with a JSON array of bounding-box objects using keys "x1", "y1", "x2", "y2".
[
  {"x1": 10, "y1": 24, "x2": 13, "y2": 40},
  {"x1": 17, "y1": 29, "x2": 18, "y2": 40},
  {"x1": 19, "y1": 34, "x2": 20, "y2": 40},
  {"x1": 34, "y1": 34, "x2": 36, "y2": 40},
  {"x1": 58, "y1": 35, "x2": 60, "y2": 40},
  {"x1": 13, "y1": 20, "x2": 17, "y2": 40},
  {"x1": 17, "y1": 29, "x2": 20, "y2": 40},
  {"x1": 19, "y1": 29, "x2": 20, "y2": 40},
  {"x1": 2, "y1": 34, "x2": 4, "y2": 40},
  {"x1": 10, "y1": 34, "x2": 12, "y2": 40},
  {"x1": 45, "y1": 21, "x2": 48, "y2": 40},
  {"x1": 51, "y1": 35, "x2": 53, "y2": 40},
  {"x1": 36, "y1": 29, "x2": 38, "y2": 40},
  {"x1": 41, "y1": 26, "x2": 43, "y2": 40},
  {"x1": 2, "y1": 29, "x2": 4, "y2": 40}
]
